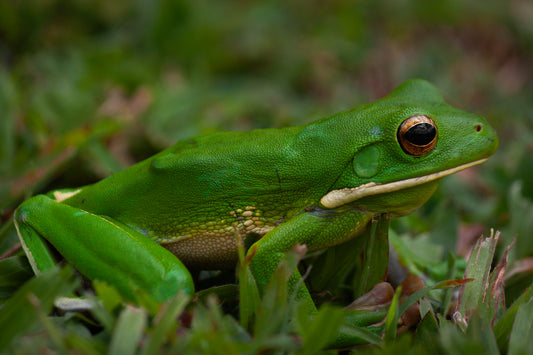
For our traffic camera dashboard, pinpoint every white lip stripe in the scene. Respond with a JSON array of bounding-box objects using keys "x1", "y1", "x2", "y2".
[{"x1": 320, "y1": 158, "x2": 489, "y2": 209}]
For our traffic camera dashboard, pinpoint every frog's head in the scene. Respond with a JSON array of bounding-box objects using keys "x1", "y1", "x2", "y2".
[{"x1": 320, "y1": 79, "x2": 498, "y2": 216}]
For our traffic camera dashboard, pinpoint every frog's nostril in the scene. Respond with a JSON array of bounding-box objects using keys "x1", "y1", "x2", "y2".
[{"x1": 474, "y1": 124, "x2": 482, "y2": 132}]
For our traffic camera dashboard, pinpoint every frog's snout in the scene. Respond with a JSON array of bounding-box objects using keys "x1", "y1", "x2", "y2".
[{"x1": 473, "y1": 119, "x2": 499, "y2": 155}]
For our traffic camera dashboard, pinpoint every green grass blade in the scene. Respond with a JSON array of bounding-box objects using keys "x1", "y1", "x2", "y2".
[
  {"x1": 466, "y1": 312, "x2": 499, "y2": 355},
  {"x1": 109, "y1": 306, "x2": 148, "y2": 355},
  {"x1": 494, "y1": 285, "x2": 533, "y2": 352},
  {"x1": 457, "y1": 231, "x2": 499, "y2": 322},
  {"x1": 384, "y1": 286, "x2": 402, "y2": 342},
  {"x1": 141, "y1": 293, "x2": 190, "y2": 355},
  {"x1": 297, "y1": 304, "x2": 344, "y2": 353},
  {"x1": 0, "y1": 267, "x2": 77, "y2": 352},
  {"x1": 354, "y1": 215, "x2": 390, "y2": 298},
  {"x1": 0, "y1": 255, "x2": 33, "y2": 299},
  {"x1": 508, "y1": 300, "x2": 533, "y2": 355}
]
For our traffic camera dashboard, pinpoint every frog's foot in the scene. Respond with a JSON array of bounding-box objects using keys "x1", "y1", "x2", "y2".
[{"x1": 333, "y1": 276, "x2": 426, "y2": 348}]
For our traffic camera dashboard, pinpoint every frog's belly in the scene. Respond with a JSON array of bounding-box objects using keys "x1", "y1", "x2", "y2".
[
  {"x1": 160, "y1": 225, "x2": 274, "y2": 269},
  {"x1": 162, "y1": 234, "x2": 240, "y2": 269}
]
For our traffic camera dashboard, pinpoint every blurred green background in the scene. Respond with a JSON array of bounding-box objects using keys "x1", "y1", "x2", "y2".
[{"x1": 1, "y1": 0, "x2": 533, "y2": 288}]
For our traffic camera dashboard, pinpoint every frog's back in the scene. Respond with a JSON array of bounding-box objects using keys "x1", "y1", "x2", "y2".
[{"x1": 62, "y1": 125, "x2": 347, "y2": 268}]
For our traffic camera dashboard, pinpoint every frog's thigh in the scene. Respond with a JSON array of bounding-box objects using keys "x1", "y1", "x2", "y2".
[{"x1": 15, "y1": 195, "x2": 193, "y2": 301}]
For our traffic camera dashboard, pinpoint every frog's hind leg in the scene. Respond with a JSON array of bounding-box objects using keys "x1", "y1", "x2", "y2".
[{"x1": 14, "y1": 194, "x2": 194, "y2": 302}]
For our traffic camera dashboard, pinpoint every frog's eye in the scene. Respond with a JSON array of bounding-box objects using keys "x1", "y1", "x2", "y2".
[{"x1": 397, "y1": 115, "x2": 438, "y2": 156}]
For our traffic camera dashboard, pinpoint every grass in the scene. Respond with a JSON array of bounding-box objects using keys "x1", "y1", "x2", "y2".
[{"x1": 1, "y1": 0, "x2": 533, "y2": 353}]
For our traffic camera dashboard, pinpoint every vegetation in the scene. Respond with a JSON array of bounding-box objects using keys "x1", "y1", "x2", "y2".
[{"x1": 1, "y1": 0, "x2": 533, "y2": 353}]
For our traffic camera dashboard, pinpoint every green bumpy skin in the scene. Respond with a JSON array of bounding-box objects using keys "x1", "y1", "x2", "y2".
[{"x1": 14, "y1": 79, "x2": 498, "y2": 347}]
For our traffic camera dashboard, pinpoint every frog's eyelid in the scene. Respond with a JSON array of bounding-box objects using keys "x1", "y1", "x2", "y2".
[{"x1": 320, "y1": 158, "x2": 488, "y2": 209}]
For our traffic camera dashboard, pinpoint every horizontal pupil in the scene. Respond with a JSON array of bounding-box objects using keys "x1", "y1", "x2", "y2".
[{"x1": 405, "y1": 123, "x2": 436, "y2": 146}]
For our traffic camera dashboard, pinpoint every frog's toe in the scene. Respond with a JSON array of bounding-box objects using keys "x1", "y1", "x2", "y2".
[{"x1": 152, "y1": 268, "x2": 194, "y2": 301}]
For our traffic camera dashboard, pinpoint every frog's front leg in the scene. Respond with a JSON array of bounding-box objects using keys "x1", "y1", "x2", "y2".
[
  {"x1": 14, "y1": 194, "x2": 194, "y2": 302},
  {"x1": 248, "y1": 207, "x2": 381, "y2": 346}
]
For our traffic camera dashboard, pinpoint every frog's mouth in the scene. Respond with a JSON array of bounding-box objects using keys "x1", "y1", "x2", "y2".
[{"x1": 320, "y1": 158, "x2": 489, "y2": 209}]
